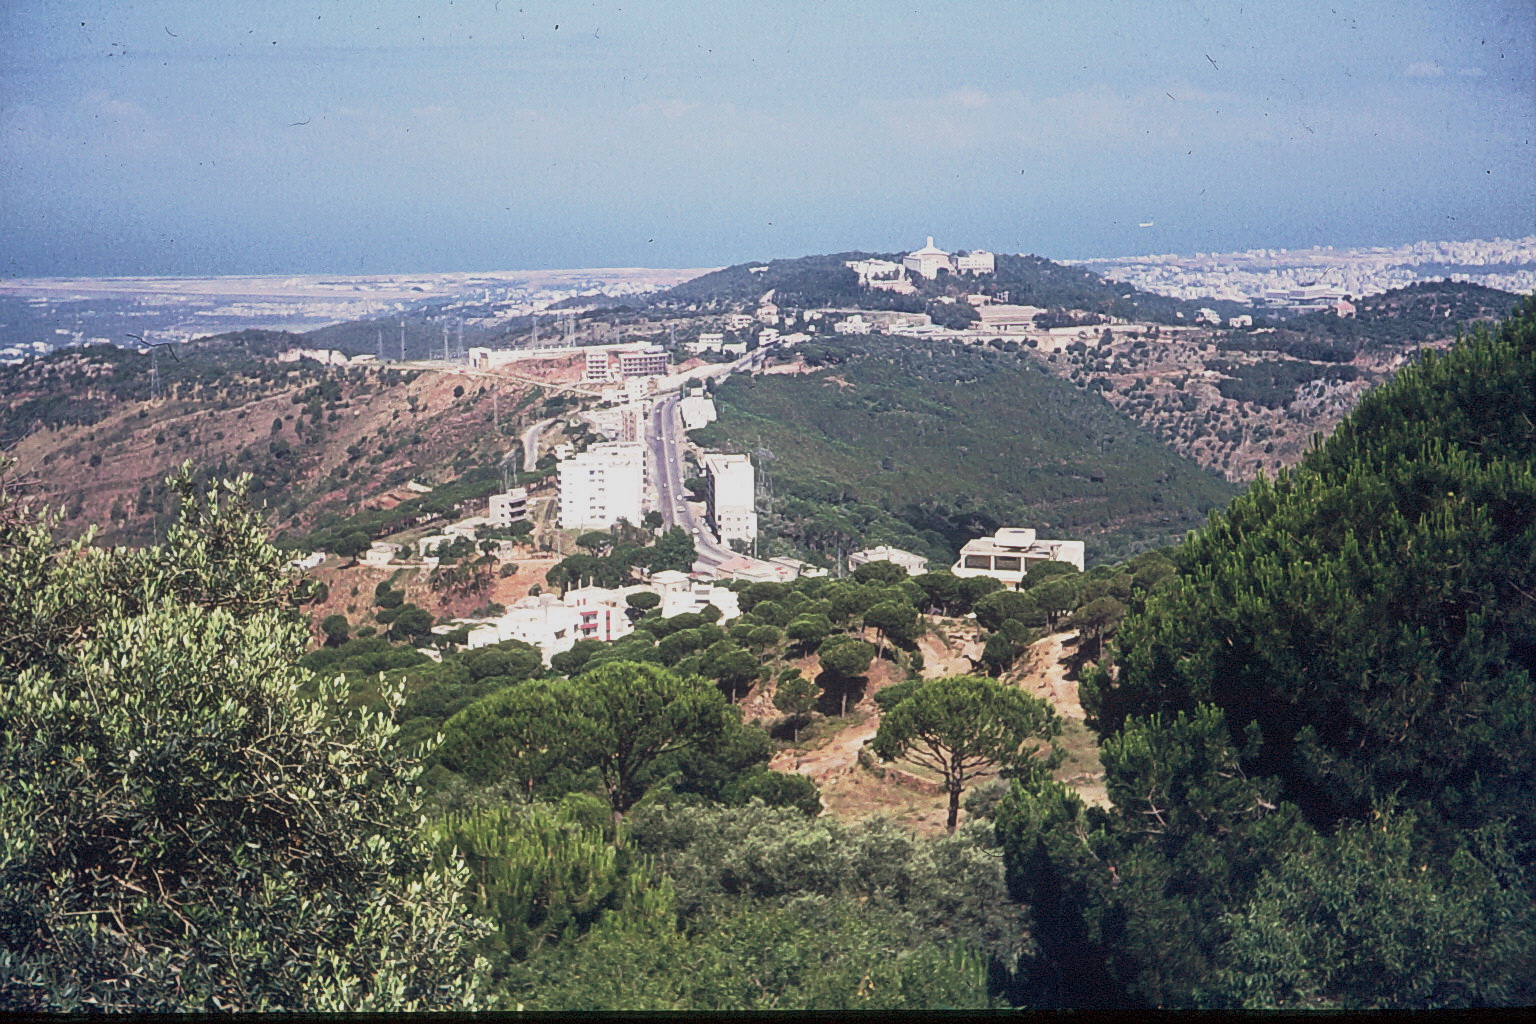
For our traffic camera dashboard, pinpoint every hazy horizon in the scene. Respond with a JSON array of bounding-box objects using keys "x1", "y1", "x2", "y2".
[{"x1": 4, "y1": 1, "x2": 1532, "y2": 279}]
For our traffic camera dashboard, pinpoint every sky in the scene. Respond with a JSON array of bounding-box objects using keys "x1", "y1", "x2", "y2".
[{"x1": 2, "y1": 1, "x2": 1532, "y2": 277}]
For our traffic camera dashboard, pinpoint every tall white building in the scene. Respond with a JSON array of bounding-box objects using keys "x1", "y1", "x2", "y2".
[
  {"x1": 701, "y1": 452, "x2": 758, "y2": 545},
  {"x1": 558, "y1": 441, "x2": 647, "y2": 531}
]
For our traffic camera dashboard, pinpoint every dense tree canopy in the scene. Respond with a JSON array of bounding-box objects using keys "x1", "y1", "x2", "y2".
[
  {"x1": 999, "y1": 296, "x2": 1536, "y2": 1010},
  {"x1": 0, "y1": 465, "x2": 484, "y2": 1012}
]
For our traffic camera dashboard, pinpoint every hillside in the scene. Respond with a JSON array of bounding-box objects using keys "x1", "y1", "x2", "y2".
[
  {"x1": 691, "y1": 333, "x2": 1238, "y2": 565},
  {"x1": 1031, "y1": 280, "x2": 1524, "y2": 481},
  {"x1": 0, "y1": 331, "x2": 564, "y2": 548},
  {"x1": 999, "y1": 296, "x2": 1536, "y2": 1011},
  {"x1": 654, "y1": 250, "x2": 1246, "y2": 324}
]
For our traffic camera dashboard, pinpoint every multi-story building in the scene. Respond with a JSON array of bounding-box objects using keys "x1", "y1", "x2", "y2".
[
  {"x1": 951, "y1": 528, "x2": 1085, "y2": 587},
  {"x1": 558, "y1": 441, "x2": 647, "y2": 531},
  {"x1": 955, "y1": 250, "x2": 996, "y2": 274},
  {"x1": 701, "y1": 452, "x2": 758, "y2": 545},
  {"x1": 488, "y1": 487, "x2": 529, "y2": 527},
  {"x1": 617, "y1": 346, "x2": 668, "y2": 378}
]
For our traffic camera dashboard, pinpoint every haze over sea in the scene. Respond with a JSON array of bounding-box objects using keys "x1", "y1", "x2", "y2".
[{"x1": 2, "y1": 2, "x2": 1531, "y2": 280}]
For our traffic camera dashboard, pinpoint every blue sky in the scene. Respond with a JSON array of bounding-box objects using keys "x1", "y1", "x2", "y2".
[{"x1": 2, "y1": 1, "x2": 1532, "y2": 276}]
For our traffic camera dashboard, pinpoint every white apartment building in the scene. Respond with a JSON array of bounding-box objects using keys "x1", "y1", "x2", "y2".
[
  {"x1": 558, "y1": 441, "x2": 647, "y2": 531},
  {"x1": 617, "y1": 346, "x2": 668, "y2": 378},
  {"x1": 690, "y1": 332, "x2": 725, "y2": 353},
  {"x1": 955, "y1": 250, "x2": 996, "y2": 274},
  {"x1": 846, "y1": 258, "x2": 906, "y2": 285},
  {"x1": 951, "y1": 528, "x2": 1085, "y2": 588},
  {"x1": 489, "y1": 488, "x2": 529, "y2": 527},
  {"x1": 701, "y1": 452, "x2": 758, "y2": 545}
]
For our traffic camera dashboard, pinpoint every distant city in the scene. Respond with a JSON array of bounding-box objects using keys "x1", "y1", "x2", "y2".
[
  {"x1": 1070, "y1": 235, "x2": 1536, "y2": 303},
  {"x1": 2, "y1": 235, "x2": 1533, "y2": 364}
]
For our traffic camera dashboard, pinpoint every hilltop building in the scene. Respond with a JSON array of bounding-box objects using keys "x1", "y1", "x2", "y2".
[
  {"x1": 901, "y1": 237, "x2": 996, "y2": 280},
  {"x1": 558, "y1": 441, "x2": 647, "y2": 531},
  {"x1": 701, "y1": 452, "x2": 758, "y2": 545},
  {"x1": 903, "y1": 237, "x2": 953, "y2": 280},
  {"x1": 951, "y1": 527, "x2": 1085, "y2": 588}
]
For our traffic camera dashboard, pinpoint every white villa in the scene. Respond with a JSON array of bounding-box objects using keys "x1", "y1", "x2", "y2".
[
  {"x1": 951, "y1": 528, "x2": 1085, "y2": 588},
  {"x1": 456, "y1": 576, "x2": 739, "y2": 663},
  {"x1": 849, "y1": 545, "x2": 930, "y2": 576}
]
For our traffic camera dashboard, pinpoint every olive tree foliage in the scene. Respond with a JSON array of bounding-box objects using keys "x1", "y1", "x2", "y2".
[
  {"x1": 874, "y1": 675, "x2": 1062, "y2": 833},
  {"x1": 0, "y1": 463, "x2": 486, "y2": 1012}
]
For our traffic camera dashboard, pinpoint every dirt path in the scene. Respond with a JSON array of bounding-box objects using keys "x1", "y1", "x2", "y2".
[
  {"x1": 1009, "y1": 631, "x2": 1086, "y2": 720},
  {"x1": 769, "y1": 713, "x2": 878, "y2": 784}
]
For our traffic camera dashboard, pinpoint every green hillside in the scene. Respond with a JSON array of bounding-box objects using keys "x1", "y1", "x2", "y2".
[
  {"x1": 691, "y1": 334, "x2": 1238, "y2": 565},
  {"x1": 999, "y1": 294, "x2": 1536, "y2": 1010}
]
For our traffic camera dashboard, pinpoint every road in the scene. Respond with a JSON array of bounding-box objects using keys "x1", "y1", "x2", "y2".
[
  {"x1": 646, "y1": 346, "x2": 774, "y2": 571},
  {"x1": 521, "y1": 416, "x2": 556, "y2": 472}
]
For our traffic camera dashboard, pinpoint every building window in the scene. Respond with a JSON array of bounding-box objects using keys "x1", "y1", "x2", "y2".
[
  {"x1": 994, "y1": 556, "x2": 1022, "y2": 572},
  {"x1": 964, "y1": 555, "x2": 990, "y2": 569}
]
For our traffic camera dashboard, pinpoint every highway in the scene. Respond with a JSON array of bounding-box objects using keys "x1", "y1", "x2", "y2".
[{"x1": 645, "y1": 346, "x2": 773, "y2": 572}]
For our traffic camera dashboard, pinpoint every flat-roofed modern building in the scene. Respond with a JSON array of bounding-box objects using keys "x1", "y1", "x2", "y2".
[
  {"x1": 701, "y1": 452, "x2": 758, "y2": 545},
  {"x1": 489, "y1": 487, "x2": 529, "y2": 527},
  {"x1": 951, "y1": 527, "x2": 1085, "y2": 587},
  {"x1": 849, "y1": 545, "x2": 931, "y2": 576},
  {"x1": 558, "y1": 441, "x2": 647, "y2": 531}
]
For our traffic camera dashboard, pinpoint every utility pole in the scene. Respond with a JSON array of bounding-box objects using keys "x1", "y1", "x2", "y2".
[
  {"x1": 399, "y1": 321, "x2": 406, "y2": 362},
  {"x1": 376, "y1": 328, "x2": 383, "y2": 361},
  {"x1": 149, "y1": 347, "x2": 162, "y2": 402}
]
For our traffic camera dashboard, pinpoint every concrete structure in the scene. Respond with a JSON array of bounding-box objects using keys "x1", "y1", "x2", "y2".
[
  {"x1": 846, "y1": 257, "x2": 905, "y2": 284},
  {"x1": 690, "y1": 332, "x2": 725, "y2": 353},
  {"x1": 649, "y1": 569, "x2": 742, "y2": 620},
  {"x1": 725, "y1": 313, "x2": 755, "y2": 330},
  {"x1": 849, "y1": 545, "x2": 930, "y2": 576},
  {"x1": 583, "y1": 345, "x2": 669, "y2": 384},
  {"x1": 361, "y1": 541, "x2": 398, "y2": 568},
  {"x1": 834, "y1": 314, "x2": 872, "y2": 335},
  {"x1": 955, "y1": 250, "x2": 996, "y2": 275},
  {"x1": 462, "y1": 589, "x2": 633, "y2": 663},
  {"x1": 458, "y1": 577, "x2": 740, "y2": 662},
  {"x1": 701, "y1": 452, "x2": 758, "y2": 545},
  {"x1": 768, "y1": 556, "x2": 828, "y2": 579},
  {"x1": 904, "y1": 237, "x2": 953, "y2": 280},
  {"x1": 489, "y1": 487, "x2": 529, "y2": 527},
  {"x1": 951, "y1": 527, "x2": 1085, "y2": 587},
  {"x1": 558, "y1": 441, "x2": 647, "y2": 531},
  {"x1": 617, "y1": 346, "x2": 669, "y2": 378},
  {"x1": 678, "y1": 394, "x2": 718, "y2": 431}
]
